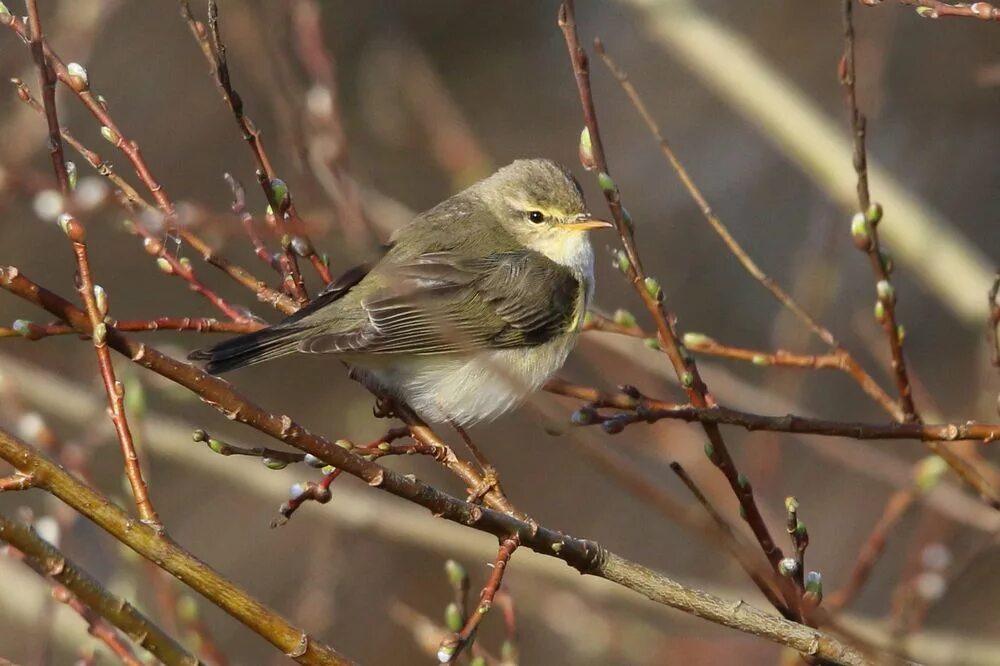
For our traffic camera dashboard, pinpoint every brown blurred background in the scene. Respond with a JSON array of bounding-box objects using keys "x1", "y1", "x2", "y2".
[{"x1": 1, "y1": 1, "x2": 998, "y2": 664}]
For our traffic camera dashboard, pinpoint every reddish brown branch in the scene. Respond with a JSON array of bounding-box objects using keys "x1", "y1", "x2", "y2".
[
  {"x1": 25, "y1": 0, "x2": 70, "y2": 196},
  {"x1": 62, "y1": 217, "x2": 159, "y2": 527},
  {"x1": 557, "y1": 0, "x2": 786, "y2": 586},
  {"x1": 0, "y1": 473, "x2": 35, "y2": 491},
  {"x1": 989, "y1": 272, "x2": 999, "y2": 371},
  {"x1": 1, "y1": 317, "x2": 262, "y2": 340},
  {"x1": 842, "y1": 0, "x2": 919, "y2": 422},
  {"x1": 548, "y1": 378, "x2": 1000, "y2": 443},
  {"x1": 437, "y1": 536, "x2": 520, "y2": 664},
  {"x1": 869, "y1": 0, "x2": 1000, "y2": 21}
]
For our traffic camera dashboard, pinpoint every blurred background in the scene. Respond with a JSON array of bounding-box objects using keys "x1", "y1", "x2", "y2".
[{"x1": 1, "y1": 0, "x2": 998, "y2": 663}]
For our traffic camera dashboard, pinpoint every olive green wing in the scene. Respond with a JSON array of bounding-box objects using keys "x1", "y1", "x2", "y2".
[{"x1": 300, "y1": 251, "x2": 580, "y2": 356}]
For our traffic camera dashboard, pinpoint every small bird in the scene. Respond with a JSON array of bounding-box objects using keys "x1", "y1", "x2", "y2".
[{"x1": 190, "y1": 159, "x2": 612, "y2": 425}]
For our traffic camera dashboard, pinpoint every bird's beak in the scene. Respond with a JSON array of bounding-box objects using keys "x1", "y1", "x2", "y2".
[{"x1": 562, "y1": 214, "x2": 614, "y2": 231}]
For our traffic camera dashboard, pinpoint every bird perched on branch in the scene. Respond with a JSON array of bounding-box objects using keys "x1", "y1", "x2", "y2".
[{"x1": 190, "y1": 159, "x2": 611, "y2": 425}]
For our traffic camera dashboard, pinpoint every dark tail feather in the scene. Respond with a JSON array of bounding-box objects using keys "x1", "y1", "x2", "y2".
[{"x1": 188, "y1": 325, "x2": 302, "y2": 374}]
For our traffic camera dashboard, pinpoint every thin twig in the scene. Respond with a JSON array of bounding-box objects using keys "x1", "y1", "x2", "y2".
[
  {"x1": 1, "y1": 317, "x2": 261, "y2": 340},
  {"x1": 871, "y1": 0, "x2": 1000, "y2": 21},
  {"x1": 62, "y1": 216, "x2": 159, "y2": 527},
  {"x1": 557, "y1": 0, "x2": 787, "y2": 587},
  {"x1": 0, "y1": 513, "x2": 198, "y2": 665},
  {"x1": 989, "y1": 272, "x2": 999, "y2": 371},
  {"x1": 438, "y1": 537, "x2": 520, "y2": 664},
  {"x1": 25, "y1": 0, "x2": 70, "y2": 196},
  {"x1": 548, "y1": 378, "x2": 1000, "y2": 443},
  {"x1": 841, "y1": 0, "x2": 918, "y2": 422}
]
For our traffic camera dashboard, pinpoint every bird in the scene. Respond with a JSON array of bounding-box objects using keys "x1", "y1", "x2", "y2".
[{"x1": 189, "y1": 158, "x2": 612, "y2": 426}]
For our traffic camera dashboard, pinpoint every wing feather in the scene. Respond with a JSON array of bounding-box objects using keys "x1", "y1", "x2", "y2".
[{"x1": 300, "y1": 251, "x2": 579, "y2": 356}]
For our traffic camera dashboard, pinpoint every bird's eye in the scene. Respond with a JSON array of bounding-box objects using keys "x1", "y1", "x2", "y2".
[{"x1": 528, "y1": 211, "x2": 545, "y2": 224}]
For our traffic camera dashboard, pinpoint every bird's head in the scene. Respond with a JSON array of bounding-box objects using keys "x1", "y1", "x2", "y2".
[{"x1": 476, "y1": 159, "x2": 612, "y2": 262}]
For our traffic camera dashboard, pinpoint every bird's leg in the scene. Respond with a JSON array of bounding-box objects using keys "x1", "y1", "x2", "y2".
[{"x1": 451, "y1": 422, "x2": 503, "y2": 503}]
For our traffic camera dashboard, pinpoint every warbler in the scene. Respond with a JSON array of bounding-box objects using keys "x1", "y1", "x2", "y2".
[{"x1": 190, "y1": 159, "x2": 612, "y2": 425}]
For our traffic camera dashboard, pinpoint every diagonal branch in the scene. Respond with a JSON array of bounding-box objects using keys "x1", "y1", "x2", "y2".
[{"x1": 0, "y1": 513, "x2": 199, "y2": 665}]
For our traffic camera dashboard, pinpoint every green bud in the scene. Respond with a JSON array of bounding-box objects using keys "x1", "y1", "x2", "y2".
[
  {"x1": 100, "y1": 126, "x2": 120, "y2": 145},
  {"x1": 92, "y1": 322, "x2": 107, "y2": 346},
  {"x1": 269, "y1": 178, "x2": 290, "y2": 213},
  {"x1": 778, "y1": 557, "x2": 798, "y2": 577},
  {"x1": 915, "y1": 455, "x2": 948, "y2": 493},
  {"x1": 65, "y1": 161, "x2": 77, "y2": 191},
  {"x1": 681, "y1": 371, "x2": 694, "y2": 387},
  {"x1": 208, "y1": 438, "x2": 226, "y2": 455},
  {"x1": 643, "y1": 337, "x2": 660, "y2": 350},
  {"x1": 57, "y1": 213, "x2": 73, "y2": 236},
  {"x1": 865, "y1": 202, "x2": 883, "y2": 225},
  {"x1": 874, "y1": 300, "x2": 886, "y2": 323},
  {"x1": 795, "y1": 520, "x2": 808, "y2": 539},
  {"x1": 876, "y1": 280, "x2": 895, "y2": 303},
  {"x1": 262, "y1": 457, "x2": 288, "y2": 470},
  {"x1": 613, "y1": 249, "x2": 631, "y2": 274},
  {"x1": 66, "y1": 62, "x2": 89, "y2": 90},
  {"x1": 155, "y1": 257, "x2": 174, "y2": 274},
  {"x1": 444, "y1": 602, "x2": 463, "y2": 632},
  {"x1": 737, "y1": 473, "x2": 750, "y2": 491},
  {"x1": 470, "y1": 657, "x2": 487, "y2": 666},
  {"x1": 804, "y1": 570, "x2": 823, "y2": 601},
  {"x1": 12, "y1": 319, "x2": 32, "y2": 338},
  {"x1": 850, "y1": 212, "x2": 870, "y2": 250},
  {"x1": 191, "y1": 429, "x2": 208, "y2": 443},
  {"x1": 612, "y1": 308, "x2": 636, "y2": 328},
  {"x1": 578, "y1": 126, "x2": 595, "y2": 169},
  {"x1": 444, "y1": 559, "x2": 468, "y2": 589},
  {"x1": 896, "y1": 324, "x2": 905, "y2": 343},
  {"x1": 551, "y1": 541, "x2": 562, "y2": 553},
  {"x1": 335, "y1": 439, "x2": 353, "y2": 450},
  {"x1": 377, "y1": 442, "x2": 391, "y2": 451},
  {"x1": 322, "y1": 465, "x2": 336, "y2": 475},
  {"x1": 915, "y1": 6, "x2": 938, "y2": 18},
  {"x1": 93, "y1": 284, "x2": 108, "y2": 318},
  {"x1": 436, "y1": 644, "x2": 457, "y2": 664},
  {"x1": 643, "y1": 276, "x2": 662, "y2": 300},
  {"x1": 703, "y1": 441, "x2": 715, "y2": 459},
  {"x1": 784, "y1": 496, "x2": 799, "y2": 513},
  {"x1": 681, "y1": 332, "x2": 713, "y2": 347},
  {"x1": 303, "y1": 453, "x2": 324, "y2": 468},
  {"x1": 597, "y1": 171, "x2": 615, "y2": 194},
  {"x1": 751, "y1": 354, "x2": 769, "y2": 366},
  {"x1": 96, "y1": 94, "x2": 108, "y2": 110}
]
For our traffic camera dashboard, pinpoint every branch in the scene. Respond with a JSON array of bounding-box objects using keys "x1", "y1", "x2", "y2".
[
  {"x1": 25, "y1": 0, "x2": 69, "y2": 196},
  {"x1": 0, "y1": 268, "x2": 870, "y2": 665},
  {"x1": 0, "y1": 513, "x2": 198, "y2": 665},
  {"x1": 549, "y1": 379, "x2": 1000, "y2": 443},
  {"x1": 868, "y1": 0, "x2": 1000, "y2": 21},
  {"x1": 1, "y1": 317, "x2": 262, "y2": 340},
  {"x1": 557, "y1": 0, "x2": 787, "y2": 590},
  {"x1": 0, "y1": 429, "x2": 349, "y2": 665},
  {"x1": 62, "y1": 215, "x2": 159, "y2": 527},
  {"x1": 841, "y1": 0, "x2": 919, "y2": 422}
]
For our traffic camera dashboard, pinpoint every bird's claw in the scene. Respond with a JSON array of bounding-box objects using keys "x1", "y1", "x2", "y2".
[{"x1": 467, "y1": 466, "x2": 502, "y2": 503}]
